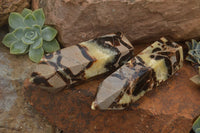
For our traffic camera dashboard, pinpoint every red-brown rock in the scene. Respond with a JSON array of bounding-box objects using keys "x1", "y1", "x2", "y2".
[
  {"x1": 0, "y1": 0, "x2": 30, "y2": 27},
  {"x1": 32, "y1": 0, "x2": 200, "y2": 47},
  {"x1": 24, "y1": 43, "x2": 200, "y2": 133}
]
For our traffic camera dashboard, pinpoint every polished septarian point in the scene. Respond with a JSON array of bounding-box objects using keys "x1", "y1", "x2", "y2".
[
  {"x1": 91, "y1": 59, "x2": 154, "y2": 110},
  {"x1": 30, "y1": 32, "x2": 134, "y2": 92},
  {"x1": 92, "y1": 37, "x2": 183, "y2": 110}
]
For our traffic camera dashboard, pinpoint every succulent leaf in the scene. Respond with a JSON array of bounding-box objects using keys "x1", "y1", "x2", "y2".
[
  {"x1": 33, "y1": 25, "x2": 41, "y2": 35},
  {"x1": 32, "y1": 38, "x2": 43, "y2": 49},
  {"x1": 30, "y1": 32, "x2": 38, "y2": 40},
  {"x1": 197, "y1": 42, "x2": 200, "y2": 49},
  {"x1": 193, "y1": 116, "x2": 200, "y2": 133},
  {"x1": 33, "y1": 9, "x2": 45, "y2": 27},
  {"x1": 10, "y1": 41, "x2": 28, "y2": 54},
  {"x1": 21, "y1": 8, "x2": 32, "y2": 17},
  {"x1": 188, "y1": 50, "x2": 200, "y2": 59},
  {"x1": 192, "y1": 39, "x2": 198, "y2": 49},
  {"x1": 8, "y1": 13, "x2": 24, "y2": 29},
  {"x1": 22, "y1": 37, "x2": 34, "y2": 45},
  {"x1": 29, "y1": 46, "x2": 44, "y2": 63},
  {"x1": 196, "y1": 128, "x2": 200, "y2": 133},
  {"x1": 43, "y1": 39, "x2": 60, "y2": 53},
  {"x1": 2, "y1": 33, "x2": 17, "y2": 48},
  {"x1": 186, "y1": 41, "x2": 192, "y2": 50},
  {"x1": 186, "y1": 39, "x2": 200, "y2": 85},
  {"x1": 24, "y1": 14, "x2": 37, "y2": 27},
  {"x1": 186, "y1": 40, "x2": 200, "y2": 65},
  {"x1": 24, "y1": 27, "x2": 33, "y2": 34},
  {"x1": 13, "y1": 28, "x2": 24, "y2": 39},
  {"x1": 42, "y1": 26, "x2": 57, "y2": 41},
  {"x1": 186, "y1": 56, "x2": 196, "y2": 64},
  {"x1": 24, "y1": 27, "x2": 38, "y2": 40}
]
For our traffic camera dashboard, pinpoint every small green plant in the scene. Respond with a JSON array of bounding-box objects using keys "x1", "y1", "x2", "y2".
[
  {"x1": 186, "y1": 39, "x2": 200, "y2": 85},
  {"x1": 2, "y1": 8, "x2": 60, "y2": 63},
  {"x1": 192, "y1": 116, "x2": 200, "y2": 133},
  {"x1": 186, "y1": 39, "x2": 200, "y2": 64}
]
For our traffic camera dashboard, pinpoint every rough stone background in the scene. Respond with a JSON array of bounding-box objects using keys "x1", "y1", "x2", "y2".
[
  {"x1": 1, "y1": 0, "x2": 200, "y2": 132},
  {"x1": 0, "y1": 0, "x2": 31, "y2": 27},
  {"x1": 0, "y1": 27, "x2": 61, "y2": 133},
  {"x1": 32, "y1": 0, "x2": 200, "y2": 47}
]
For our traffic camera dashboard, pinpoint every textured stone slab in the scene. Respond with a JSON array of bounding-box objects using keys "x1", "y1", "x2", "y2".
[
  {"x1": 30, "y1": 32, "x2": 134, "y2": 92},
  {"x1": 92, "y1": 38, "x2": 183, "y2": 110},
  {"x1": 32, "y1": 0, "x2": 200, "y2": 47}
]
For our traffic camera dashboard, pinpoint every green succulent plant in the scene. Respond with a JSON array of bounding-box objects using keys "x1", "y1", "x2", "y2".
[
  {"x1": 2, "y1": 8, "x2": 60, "y2": 63},
  {"x1": 186, "y1": 39, "x2": 200, "y2": 85},
  {"x1": 192, "y1": 116, "x2": 200, "y2": 133},
  {"x1": 186, "y1": 39, "x2": 200, "y2": 64}
]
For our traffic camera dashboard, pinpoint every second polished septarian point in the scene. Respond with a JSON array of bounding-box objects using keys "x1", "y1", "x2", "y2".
[{"x1": 92, "y1": 37, "x2": 183, "y2": 110}]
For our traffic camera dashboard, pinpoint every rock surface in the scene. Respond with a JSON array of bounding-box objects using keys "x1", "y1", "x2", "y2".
[
  {"x1": 24, "y1": 43, "x2": 200, "y2": 133},
  {"x1": 0, "y1": 0, "x2": 30, "y2": 27},
  {"x1": 0, "y1": 27, "x2": 59, "y2": 133},
  {"x1": 32, "y1": 0, "x2": 200, "y2": 47}
]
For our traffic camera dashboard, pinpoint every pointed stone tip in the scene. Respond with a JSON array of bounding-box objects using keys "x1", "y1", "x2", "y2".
[{"x1": 91, "y1": 101, "x2": 97, "y2": 110}]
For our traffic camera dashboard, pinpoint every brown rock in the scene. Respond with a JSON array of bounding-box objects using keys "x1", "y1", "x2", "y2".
[
  {"x1": 0, "y1": 0, "x2": 30, "y2": 27},
  {"x1": 32, "y1": 0, "x2": 200, "y2": 47},
  {"x1": 24, "y1": 43, "x2": 200, "y2": 133}
]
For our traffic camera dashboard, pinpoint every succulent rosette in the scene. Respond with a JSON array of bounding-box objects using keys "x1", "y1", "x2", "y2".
[
  {"x1": 186, "y1": 39, "x2": 200, "y2": 85},
  {"x1": 2, "y1": 8, "x2": 60, "y2": 63},
  {"x1": 186, "y1": 39, "x2": 200, "y2": 64}
]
